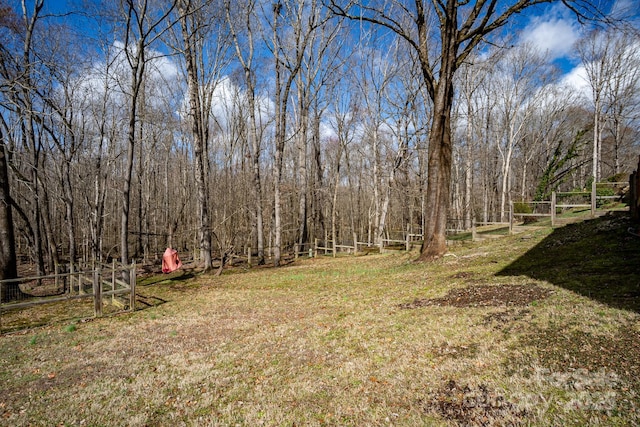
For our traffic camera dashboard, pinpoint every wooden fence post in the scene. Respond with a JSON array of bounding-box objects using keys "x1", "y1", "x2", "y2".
[
  {"x1": 294, "y1": 243, "x2": 299, "y2": 260},
  {"x1": 69, "y1": 262, "x2": 74, "y2": 294},
  {"x1": 111, "y1": 260, "x2": 116, "y2": 306},
  {"x1": 247, "y1": 247, "x2": 252, "y2": 266},
  {"x1": 314, "y1": 238, "x2": 318, "y2": 258},
  {"x1": 129, "y1": 261, "x2": 136, "y2": 312},
  {"x1": 93, "y1": 266, "x2": 102, "y2": 317},
  {"x1": 509, "y1": 202, "x2": 513, "y2": 234},
  {"x1": 54, "y1": 262, "x2": 59, "y2": 290},
  {"x1": 591, "y1": 180, "x2": 597, "y2": 218},
  {"x1": 551, "y1": 192, "x2": 556, "y2": 227},
  {"x1": 472, "y1": 220, "x2": 477, "y2": 241}
]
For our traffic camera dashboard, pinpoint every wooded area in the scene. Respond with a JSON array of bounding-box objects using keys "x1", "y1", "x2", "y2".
[{"x1": 0, "y1": 0, "x2": 638, "y2": 284}]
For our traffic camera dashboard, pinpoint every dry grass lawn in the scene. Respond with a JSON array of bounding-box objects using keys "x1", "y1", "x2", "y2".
[{"x1": 1, "y1": 212, "x2": 639, "y2": 426}]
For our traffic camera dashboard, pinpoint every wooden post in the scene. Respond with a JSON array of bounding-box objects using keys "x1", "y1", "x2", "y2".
[
  {"x1": 247, "y1": 247, "x2": 252, "y2": 266},
  {"x1": 314, "y1": 238, "x2": 318, "y2": 258},
  {"x1": 591, "y1": 180, "x2": 597, "y2": 218},
  {"x1": 324, "y1": 229, "x2": 328, "y2": 255},
  {"x1": 405, "y1": 233, "x2": 410, "y2": 251},
  {"x1": 129, "y1": 261, "x2": 136, "y2": 312},
  {"x1": 69, "y1": 262, "x2": 74, "y2": 294},
  {"x1": 509, "y1": 202, "x2": 513, "y2": 234},
  {"x1": 54, "y1": 262, "x2": 59, "y2": 290},
  {"x1": 472, "y1": 220, "x2": 477, "y2": 241},
  {"x1": 551, "y1": 192, "x2": 556, "y2": 227},
  {"x1": 353, "y1": 232, "x2": 358, "y2": 254},
  {"x1": 93, "y1": 266, "x2": 102, "y2": 317},
  {"x1": 111, "y1": 259, "x2": 116, "y2": 306},
  {"x1": 294, "y1": 243, "x2": 299, "y2": 260}
]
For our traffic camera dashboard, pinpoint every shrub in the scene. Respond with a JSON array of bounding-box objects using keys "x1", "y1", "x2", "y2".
[{"x1": 513, "y1": 201, "x2": 533, "y2": 214}]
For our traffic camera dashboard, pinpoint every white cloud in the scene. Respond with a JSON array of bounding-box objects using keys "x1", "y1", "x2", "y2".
[
  {"x1": 519, "y1": 6, "x2": 580, "y2": 60},
  {"x1": 559, "y1": 64, "x2": 591, "y2": 100}
]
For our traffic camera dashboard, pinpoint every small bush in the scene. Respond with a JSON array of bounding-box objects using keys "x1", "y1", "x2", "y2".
[{"x1": 513, "y1": 202, "x2": 533, "y2": 214}]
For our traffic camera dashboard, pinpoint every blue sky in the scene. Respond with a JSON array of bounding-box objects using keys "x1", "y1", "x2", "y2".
[
  {"x1": 14, "y1": 0, "x2": 638, "y2": 103},
  {"x1": 35, "y1": 0, "x2": 632, "y2": 71}
]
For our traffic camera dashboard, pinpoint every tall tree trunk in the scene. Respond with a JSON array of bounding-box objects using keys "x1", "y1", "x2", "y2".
[
  {"x1": 312, "y1": 109, "x2": 325, "y2": 243},
  {"x1": 0, "y1": 140, "x2": 22, "y2": 301},
  {"x1": 121, "y1": 39, "x2": 145, "y2": 275},
  {"x1": 331, "y1": 153, "x2": 341, "y2": 257},
  {"x1": 247, "y1": 91, "x2": 264, "y2": 265},
  {"x1": 296, "y1": 82, "x2": 309, "y2": 249},
  {"x1": 179, "y1": 0, "x2": 213, "y2": 270},
  {"x1": 62, "y1": 161, "x2": 76, "y2": 267},
  {"x1": 499, "y1": 141, "x2": 513, "y2": 222},
  {"x1": 464, "y1": 104, "x2": 473, "y2": 230},
  {"x1": 27, "y1": 120, "x2": 45, "y2": 276},
  {"x1": 372, "y1": 127, "x2": 381, "y2": 244},
  {"x1": 418, "y1": 77, "x2": 455, "y2": 261},
  {"x1": 39, "y1": 174, "x2": 59, "y2": 272}
]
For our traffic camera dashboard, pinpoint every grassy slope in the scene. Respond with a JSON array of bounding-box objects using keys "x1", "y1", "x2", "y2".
[{"x1": 0, "y1": 212, "x2": 638, "y2": 426}]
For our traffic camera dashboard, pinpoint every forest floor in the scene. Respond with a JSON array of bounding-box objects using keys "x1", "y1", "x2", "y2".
[{"x1": 1, "y1": 210, "x2": 639, "y2": 426}]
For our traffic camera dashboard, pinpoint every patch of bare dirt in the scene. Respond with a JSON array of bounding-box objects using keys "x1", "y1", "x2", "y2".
[
  {"x1": 435, "y1": 342, "x2": 479, "y2": 359},
  {"x1": 482, "y1": 308, "x2": 531, "y2": 326},
  {"x1": 399, "y1": 284, "x2": 553, "y2": 309},
  {"x1": 522, "y1": 326, "x2": 640, "y2": 387},
  {"x1": 451, "y1": 271, "x2": 477, "y2": 279},
  {"x1": 420, "y1": 379, "x2": 528, "y2": 426},
  {"x1": 18, "y1": 278, "x2": 66, "y2": 297}
]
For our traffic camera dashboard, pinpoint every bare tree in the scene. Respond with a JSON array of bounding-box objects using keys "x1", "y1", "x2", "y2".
[
  {"x1": 0, "y1": 0, "x2": 47, "y2": 274},
  {"x1": 268, "y1": 0, "x2": 326, "y2": 266},
  {"x1": 352, "y1": 36, "x2": 395, "y2": 247},
  {"x1": 329, "y1": 0, "x2": 608, "y2": 260},
  {"x1": 0, "y1": 131, "x2": 20, "y2": 299},
  {"x1": 491, "y1": 44, "x2": 549, "y2": 221},
  {"x1": 602, "y1": 33, "x2": 640, "y2": 176},
  {"x1": 576, "y1": 28, "x2": 613, "y2": 182},
  {"x1": 0, "y1": 0, "x2": 21, "y2": 291},
  {"x1": 118, "y1": 0, "x2": 178, "y2": 273},
  {"x1": 225, "y1": 0, "x2": 267, "y2": 264},
  {"x1": 175, "y1": 0, "x2": 231, "y2": 271}
]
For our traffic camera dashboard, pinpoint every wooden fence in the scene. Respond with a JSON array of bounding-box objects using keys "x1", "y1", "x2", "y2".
[
  {"x1": 510, "y1": 180, "x2": 627, "y2": 229},
  {"x1": 0, "y1": 262, "x2": 136, "y2": 332}
]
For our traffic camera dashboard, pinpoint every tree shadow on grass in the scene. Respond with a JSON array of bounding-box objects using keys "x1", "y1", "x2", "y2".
[
  {"x1": 138, "y1": 269, "x2": 195, "y2": 287},
  {"x1": 496, "y1": 210, "x2": 640, "y2": 313}
]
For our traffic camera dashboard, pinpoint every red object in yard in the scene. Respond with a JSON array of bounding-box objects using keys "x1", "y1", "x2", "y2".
[{"x1": 162, "y1": 247, "x2": 182, "y2": 273}]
